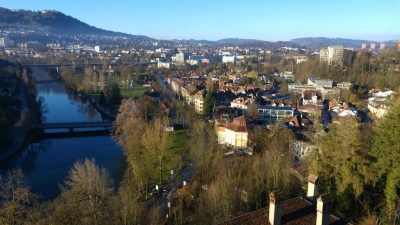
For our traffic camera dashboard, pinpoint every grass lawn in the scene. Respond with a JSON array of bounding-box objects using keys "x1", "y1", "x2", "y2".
[{"x1": 146, "y1": 127, "x2": 190, "y2": 186}]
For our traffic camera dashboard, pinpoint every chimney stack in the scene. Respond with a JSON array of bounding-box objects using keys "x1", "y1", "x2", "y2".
[
  {"x1": 316, "y1": 193, "x2": 333, "y2": 225},
  {"x1": 269, "y1": 190, "x2": 284, "y2": 225},
  {"x1": 307, "y1": 174, "x2": 319, "y2": 202}
]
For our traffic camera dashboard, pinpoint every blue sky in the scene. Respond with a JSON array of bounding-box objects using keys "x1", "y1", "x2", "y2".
[{"x1": 1, "y1": 0, "x2": 399, "y2": 41}]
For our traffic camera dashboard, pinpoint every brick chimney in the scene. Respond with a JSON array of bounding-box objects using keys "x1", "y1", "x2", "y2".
[
  {"x1": 307, "y1": 174, "x2": 319, "y2": 202},
  {"x1": 316, "y1": 193, "x2": 333, "y2": 225},
  {"x1": 269, "y1": 190, "x2": 284, "y2": 225}
]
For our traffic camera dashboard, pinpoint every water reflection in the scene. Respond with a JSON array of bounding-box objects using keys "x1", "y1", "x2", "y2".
[{"x1": 3, "y1": 139, "x2": 52, "y2": 175}]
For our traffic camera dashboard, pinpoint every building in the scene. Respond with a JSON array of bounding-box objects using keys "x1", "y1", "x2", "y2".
[
  {"x1": 320, "y1": 45, "x2": 344, "y2": 65},
  {"x1": 0, "y1": 37, "x2": 11, "y2": 47},
  {"x1": 175, "y1": 52, "x2": 186, "y2": 64},
  {"x1": 181, "y1": 84, "x2": 199, "y2": 105},
  {"x1": 258, "y1": 105, "x2": 293, "y2": 123},
  {"x1": 158, "y1": 62, "x2": 171, "y2": 69},
  {"x1": 335, "y1": 82, "x2": 352, "y2": 90},
  {"x1": 223, "y1": 116, "x2": 254, "y2": 149},
  {"x1": 194, "y1": 90, "x2": 205, "y2": 114},
  {"x1": 94, "y1": 45, "x2": 102, "y2": 52},
  {"x1": 308, "y1": 78, "x2": 333, "y2": 88},
  {"x1": 230, "y1": 97, "x2": 255, "y2": 115},
  {"x1": 361, "y1": 43, "x2": 367, "y2": 49},
  {"x1": 370, "y1": 43, "x2": 376, "y2": 50},
  {"x1": 222, "y1": 55, "x2": 237, "y2": 63},
  {"x1": 219, "y1": 175, "x2": 352, "y2": 225},
  {"x1": 380, "y1": 43, "x2": 385, "y2": 50}
]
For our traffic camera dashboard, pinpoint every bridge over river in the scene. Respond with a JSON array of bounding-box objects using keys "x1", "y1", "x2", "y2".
[
  {"x1": 34, "y1": 121, "x2": 114, "y2": 132},
  {"x1": 21, "y1": 61, "x2": 157, "y2": 68}
]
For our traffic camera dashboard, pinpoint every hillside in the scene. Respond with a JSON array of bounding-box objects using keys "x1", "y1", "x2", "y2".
[
  {"x1": 0, "y1": 7, "x2": 147, "y2": 38},
  {"x1": 291, "y1": 37, "x2": 394, "y2": 48}
]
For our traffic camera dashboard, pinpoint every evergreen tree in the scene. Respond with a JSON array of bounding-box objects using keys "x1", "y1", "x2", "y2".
[
  {"x1": 203, "y1": 91, "x2": 214, "y2": 117},
  {"x1": 99, "y1": 91, "x2": 106, "y2": 105},
  {"x1": 370, "y1": 99, "x2": 400, "y2": 209},
  {"x1": 110, "y1": 83, "x2": 121, "y2": 105}
]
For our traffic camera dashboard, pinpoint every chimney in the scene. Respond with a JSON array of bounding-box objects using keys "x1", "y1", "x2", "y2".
[
  {"x1": 316, "y1": 193, "x2": 333, "y2": 225},
  {"x1": 307, "y1": 174, "x2": 319, "y2": 202},
  {"x1": 269, "y1": 190, "x2": 284, "y2": 225}
]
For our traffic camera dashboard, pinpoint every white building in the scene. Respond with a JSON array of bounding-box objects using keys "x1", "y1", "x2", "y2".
[
  {"x1": 175, "y1": 52, "x2": 185, "y2": 64},
  {"x1": 320, "y1": 45, "x2": 344, "y2": 65},
  {"x1": 0, "y1": 37, "x2": 11, "y2": 47},
  {"x1": 222, "y1": 55, "x2": 237, "y2": 63},
  {"x1": 94, "y1": 46, "x2": 103, "y2": 52},
  {"x1": 158, "y1": 62, "x2": 171, "y2": 69}
]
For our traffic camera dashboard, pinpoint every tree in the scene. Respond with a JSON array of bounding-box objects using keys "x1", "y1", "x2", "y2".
[
  {"x1": 99, "y1": 91, "x2": 106, "y2": 105},
  {"x1": 203, "y1": 91, "x2": 214, "y2": 117},
  {"x1": 370, "y1": 99, "x2": 400, "y2": 209},
  {"x1": 113, "y1": 99, "x2": 150, "y2": 196},
  {"x1": 51, "y1": 158, "x2": 114, "y2": 225},
  {"x1": 110, "y1": 83, "x2": 121, "y2": 105},
  {"x1": 141, "y1": 116, "x2": 173, "y2": 184},
  {"x1": 0, "y1": 169, "x2": 39, "y2": 225}
]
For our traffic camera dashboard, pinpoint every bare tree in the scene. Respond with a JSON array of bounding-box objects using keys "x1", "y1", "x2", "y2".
[
  {"x1": 141, "y1": 116, "x2": 173, "y2": 184},
  {"x1": 51, "y1": 158, "x2": 114, "y2": 225},
  {"x1": 0, "y1": 169, "x2": 39, "y2": 225}
]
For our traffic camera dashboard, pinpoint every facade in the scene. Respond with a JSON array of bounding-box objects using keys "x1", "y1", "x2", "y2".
[
  {"x1": 0, "y1": 37, "x2": 11, "y2": 47},
  {"x1": 181, "y1": 85, "x2": 199, "y2": 105},
  {"x1": 320, "y1": 45, "x2": 344, "y2": 65},
  {"x1": 222, "y1": 55, "x2": 237, "y2": 63},
  {"x1": 194, "y1": 90, "x2": 205, "y2": 114},
  {"x1": 380, "y1": 43, "x2": 385, "y2": 50},
  {"x1": 258, "y1": 105, "x2": 293, "y2": 123},
  {"x1": 175, "y1": 52, "x2": 185, "y2": 64},
  {"x1": 158, "y1": 62, "x2": 171, "y2": 69},
  {"x1": 94, "y1": 45, "x2": 102, "y2": 52},
  {"x1": 336, "y1": 82, "x2": 352, "y2": 89},
  {"x1": 370, "y1": 43, "x2": 376, "y2": 50},
  {"x1": 224, "y1": 116, "x2": 254, "y2": 149},
  {"x1": 361, "y1": 43, "x2": 367, "y2": 49}
]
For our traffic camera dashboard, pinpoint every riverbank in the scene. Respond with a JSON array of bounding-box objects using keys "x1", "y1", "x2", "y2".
[{"x1": 0, "y1": 128, "x2": 41, "y2": 168}]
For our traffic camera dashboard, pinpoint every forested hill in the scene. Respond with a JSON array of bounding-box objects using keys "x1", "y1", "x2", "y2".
[
  {"x1": 0, "y1": 7, "x2": 139, "y2": 37},
  {"x1": 291, "y1": 37, "x2": 394, "y2": 48}
]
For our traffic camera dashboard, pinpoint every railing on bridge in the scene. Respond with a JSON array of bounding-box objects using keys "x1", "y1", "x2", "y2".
[{"x1": 34, "y1": 121, "x2": 114, "y2": 132}]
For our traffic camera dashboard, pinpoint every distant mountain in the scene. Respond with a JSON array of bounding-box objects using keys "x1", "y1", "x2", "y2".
[
  {"x1": 0, "y1": 7, "x2": 150, "y2": 39},
  {"x1": 291, "y1": 37, "x2": 395, "y2": 48}
]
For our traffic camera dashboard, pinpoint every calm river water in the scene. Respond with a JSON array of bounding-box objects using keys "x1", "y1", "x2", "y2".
[{"x1": 1, "y1": 67, "x2": 124, "y2": 200}]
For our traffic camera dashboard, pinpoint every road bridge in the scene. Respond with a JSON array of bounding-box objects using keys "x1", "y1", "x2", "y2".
[
  {"x1": 21, "y1": 62, "x2": 157, "y2": 68},
  {"x1": 34, "y1": 121, "x2": 113, "y2": 132}
]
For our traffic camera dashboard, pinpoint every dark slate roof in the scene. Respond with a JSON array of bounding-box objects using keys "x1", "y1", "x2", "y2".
[{"x1": 218, "y1": 197, "x2": 352, "y2": 225}]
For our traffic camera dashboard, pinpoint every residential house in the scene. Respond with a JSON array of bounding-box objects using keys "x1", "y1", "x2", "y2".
[
  {"x1": 214, "y1": 107, "x2": 235, "y2": 144},
  {"x1": 194, "y1": 90, "x2": 205, "y2": 114},
  {"x1": 181, "y1": 84, "x2": 199, "y2": 105},
  {"x1": 223, "y1": 115, "x2": 255, "y2": 149},
  {"x1": 230, "y1": 97, "x2": 256, "y2": 115},
  {"x1": 302, "y1": 90, "x2": 323, "y2": 105}
]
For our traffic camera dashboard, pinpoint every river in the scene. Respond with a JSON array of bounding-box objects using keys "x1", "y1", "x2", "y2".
[{"x1": 0, "y1": 67, "x2": 124, "y2": 200}]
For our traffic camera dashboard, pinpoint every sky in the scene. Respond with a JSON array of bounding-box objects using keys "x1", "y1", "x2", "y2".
[{"x1": 1, "y1": 0, "x2": 399, "y2": 42}]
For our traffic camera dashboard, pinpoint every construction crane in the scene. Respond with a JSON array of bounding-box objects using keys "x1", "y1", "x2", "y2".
[{"x1": 394, "y1": 40, "x2": 400, "y2": 51}]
